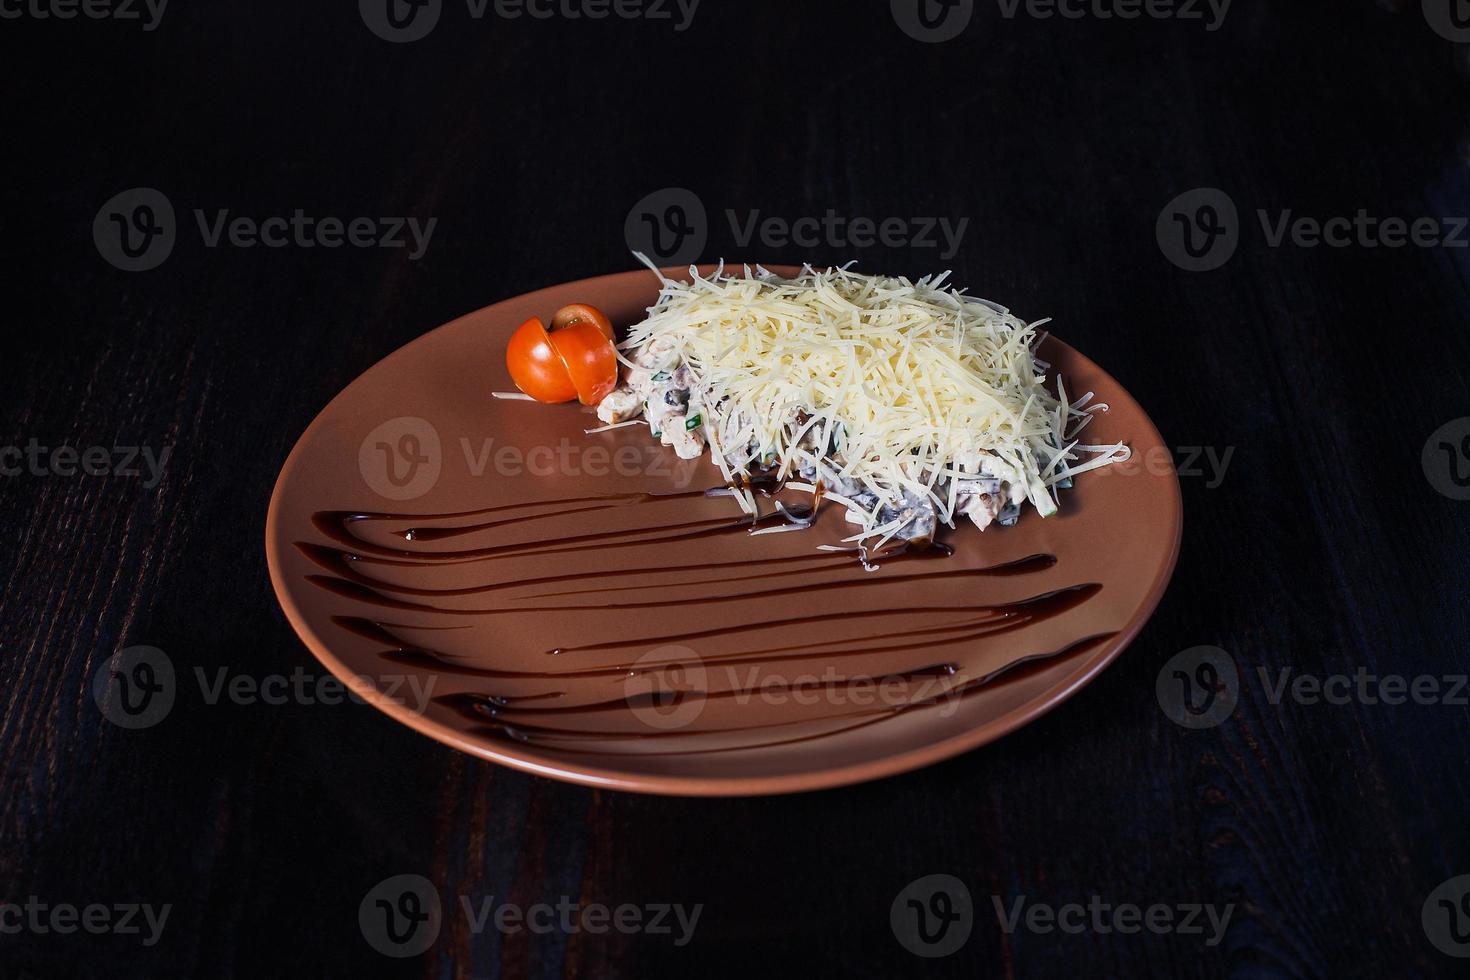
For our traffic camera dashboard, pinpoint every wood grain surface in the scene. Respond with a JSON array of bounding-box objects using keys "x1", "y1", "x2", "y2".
[{"x1": 2, "y1": 0, "x2": 1469, "y2": 976}]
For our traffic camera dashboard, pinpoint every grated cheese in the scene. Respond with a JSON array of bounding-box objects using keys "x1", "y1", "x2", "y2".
[
  {"x1": 621, "y1": 256, "x2": 1131, "y2": 533},
  {"x1": 583, "y1": 419, "x2": 646, "y2": 434}
]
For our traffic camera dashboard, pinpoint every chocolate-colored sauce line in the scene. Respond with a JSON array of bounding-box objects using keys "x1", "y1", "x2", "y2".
[
  {"x1": 296, "y1": 541, "x2": 861, "y2": 598},
  {"x1": 549, "y1": 582, "x2": 1100, "y2": 655},
  {"x1": 304, "y1": 564, "x2": 1058, "y2": 617},
  {"x1": 343, "y1": 487, "x2": 709, "y2": 528},
  {"x1": 295, "y1": 539, "x2": 961, "y2": 602},
  {"x1": 670, "y1": 611, "x2": 1038, "y2": 672},
  {"x1": 314, "y1": 486, "x2": 730, "y2": 557},
  {"x1": 360, "y1": 615, "x2": 996, "y2": 682},
  {"x1": 328, "y1": 584, "x2": 1101, "y2": 681},
  {"x1": 642, "y1": 582, "x2": 1096, "y2": 667},
  {"x1": 520, "y1": 544, "x2": 959, "y2": 600},
  {"x1": 446, "y1": 633, "x2": 1119, "y2": 757},
  {"x1": 303, "y1": 554, "x2": 1059, "y2": 615},
  {"x1": 449, "y1": 663, "x2": 961, "y2": 719},
  {"x1": 398, "y1": 487, "x2": 718, "y2": 541},
  {"x1": 332, "y1": 620, "x2": 512, "y2": 677},
  {"x1": 364, "y1": 611, "x2": 1037, "y2": 680},
  {"x1": 313, "y1": 510, "x2": 746, "y2": 562},
  {"x1": 308, "y1": 481, "x2": 831, "y2": 564},
  {"x1": 511, "y1": 553, "x2": 1054, "y2": 615},
  {"x1": 401, "y1": 503, "x2": 619, "y2": 540},
  {"x1": 518, "y1": 547, "x2": 1030, "y2": 604},
  {"x1": 306, "y1": 477, "x2": 1113, "y2": 757}
]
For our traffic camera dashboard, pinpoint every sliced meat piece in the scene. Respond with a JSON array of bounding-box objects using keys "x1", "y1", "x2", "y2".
[
  {"x1": 957, "y1": 491, "x2": 1001, "y2": 531},
  {"x1": 595, "y1": 387, "x2": 643, "y2": 425},
  {"x1": 660, "y1": 415, "x2": 707, "y2": 459}
]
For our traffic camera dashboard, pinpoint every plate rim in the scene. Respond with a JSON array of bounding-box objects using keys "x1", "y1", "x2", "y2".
[{"x1": 265, "y1": 263, "x2": 1183, "y2": 796}]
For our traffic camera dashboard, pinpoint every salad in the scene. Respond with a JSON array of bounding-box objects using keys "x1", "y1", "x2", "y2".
[{"x1": 502, "y1": 260, "x2": 1130, "y2": 552}]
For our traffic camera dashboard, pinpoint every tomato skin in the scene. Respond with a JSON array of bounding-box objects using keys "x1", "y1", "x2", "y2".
[
  {"x1": 506, "y1": 317, "x2": 577, "y2": 403},
  {"x1": 549, "y1": 321, "x2": 619, "y2": 405},
  {"x1": 550, "y1": 304, "x2": 615, "y2": 343},
  {"x1": 505, "y1": 306, "x2": 619, "y2": 405}
]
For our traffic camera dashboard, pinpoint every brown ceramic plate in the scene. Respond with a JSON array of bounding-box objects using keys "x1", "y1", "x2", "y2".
[{"x1": 266, "y1": 265, "x2": 1181, "y2": 796}]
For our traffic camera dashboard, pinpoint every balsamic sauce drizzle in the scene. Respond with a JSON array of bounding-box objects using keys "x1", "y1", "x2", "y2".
[
  {"x1": 299, "y1": 483, "x2": 1107, "y2": 756},
  {"x1": 438, "y1": 633, "x2": 1118, "y2": 756}
]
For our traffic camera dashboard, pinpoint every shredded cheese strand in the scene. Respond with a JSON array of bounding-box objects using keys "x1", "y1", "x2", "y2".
[{"x1": 624, "y1": 258, "x2": 1130, "y2": 528}]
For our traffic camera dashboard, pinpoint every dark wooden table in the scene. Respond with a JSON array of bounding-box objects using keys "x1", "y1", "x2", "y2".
[{"x1": 4, "y1": 0, "x2": 1470, "y2": 976}]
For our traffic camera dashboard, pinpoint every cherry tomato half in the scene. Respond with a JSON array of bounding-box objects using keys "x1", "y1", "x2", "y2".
[
  {"x1": 549, "y1": 320, "x2": 619, "y2": 405},
  {"x1": 550, "y1": 303, "x2": 615, "y2": 343},
  {"x1": 506, "y1": 316, "x2": 577, "y2": 403}
]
